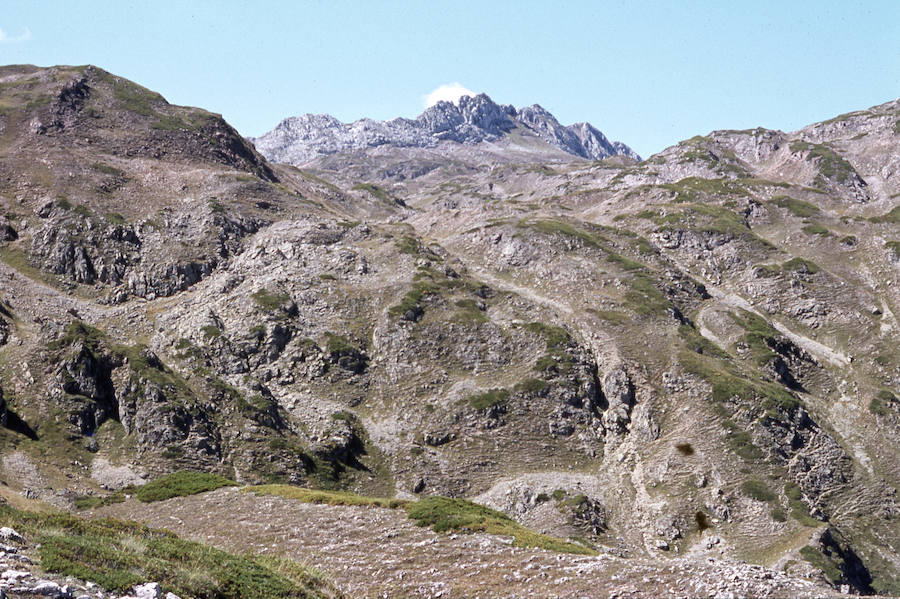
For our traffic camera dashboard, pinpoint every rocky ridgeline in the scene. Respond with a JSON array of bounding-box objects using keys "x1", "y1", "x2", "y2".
[{"x1": 252, "y1": 93, "x2": 640, "y2": 164}]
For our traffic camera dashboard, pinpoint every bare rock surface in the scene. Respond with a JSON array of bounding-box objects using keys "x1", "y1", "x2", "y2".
[{"x1": 252, "y1": 93, "x2": 640, "y2": 166}]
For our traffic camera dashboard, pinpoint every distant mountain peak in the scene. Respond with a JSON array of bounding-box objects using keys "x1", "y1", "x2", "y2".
[{"x1": 253, "y1": 94, "x2": 640, "y2": 165}]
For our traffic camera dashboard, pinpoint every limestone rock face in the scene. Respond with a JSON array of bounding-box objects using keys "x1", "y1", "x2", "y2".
[
  {"x1": 252, "y1": 93, "x2": 639, "y2": 165},
  {"x1": 0, "y1": 385, "x2": 5, "y2": 428}
]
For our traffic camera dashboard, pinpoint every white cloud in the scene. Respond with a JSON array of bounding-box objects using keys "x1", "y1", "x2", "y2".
[
  {"x1": 423, "y1": 83, "x2": 476, "y2": 108},
  {"x1": 0, "y1": 27, "x2": 31, "y2": 43}
]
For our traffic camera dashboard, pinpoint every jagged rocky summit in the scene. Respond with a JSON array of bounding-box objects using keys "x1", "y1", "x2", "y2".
[{"x1": 252, "y1": 92, "x2": 640, "y2": 165}]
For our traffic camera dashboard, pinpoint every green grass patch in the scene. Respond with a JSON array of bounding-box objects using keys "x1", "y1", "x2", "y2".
[
  {"x1": 73, "y1": 493, "x2": 126, "y2": 510},
  {"x1": 453, "y1": 298, "x2": 487, "y2": 323},
  {"x1": 251, "y1": 288, "x2": 290, "y2": 311},
  {"x1": 108, "y1": 76, "x2": 166, "y2": 118},
  {"x1": 201, "y1": 324, "x2": 222, "y2": 339},
  {"x1": 104, "y1": 212, "x2": 126, "y2": 225},
  {"x1": 134, "y1": 471, "x2": 237, "y2": 503},
  {"x1": 868, "y1": 206, "x2": 900, "y2": 224},
  {"x1": 770, "y1": 195, "x2": 821, "y2": 218},
  {"x1": 800, "y1": 545, "x2": 842, "y2": 584},
  {"x1": 243, "y1": 486, "x2": 595, "y2": 555},
  {"x1": 49, "y1": 320, "x2": 106, "y2": 353},
  {"x1": 869, "y1": 390, "x2": 897, "y2": 416},
  {"x1": 884, "y1": 241, "x2": 900, "y2": 260},
  {"x1": 785, "y1": 482, "x2": 819, "y2": 526},
  {"x1": 523, "y1": 322, "x2": 570, "y2": 351},
  {"x1": 467, "y1": 388, "x2": 509, "y2": 410},
  {"x1": 0, "y1": 246, "x2": 63, "y2": 287},
  {"x1": 406, "y1": 496, "x2": 594, "y2": 555},
  {"x1": 150, "y1": 115, "x2": 194, "y2": 131},
  {"x1": 91, "y1": 162, "x2": 125, "y2": 178},
  {"x1": 741, "y1": 479, "x2": 776, "y2": 502},
  {"x1": 802, "y1": 224, "x2": 831, "y2": 236},
  {"x1": 789, "y1": 141, "x2": 856, "y2": 185},
  {"x1": 657, "y1": 177, "x2": 757, "y2": 203},
  {"x1": 678, "y1": 324, "x2": 729, "y2": 359},
  {"x1": 518, "y1": 219, "x2": 602, "y2": 248},
  {"x1": 323, "y1": 332, "x2": 358, "y2": 356},
  {"x1": 587, "y1": 308, "x2": 630, "y2": 324},
  {"x1": 514, "y1": 378, "x2": 548, "y2": 395},
  {"x1": 724, "y1": 422, "x2": 765, "y2": 461},
  {"x1": 659, "y1": 202, "x2": 749, "y2": 237},
  {"x1": 782, "y1": 257, "x2": 821, "y2": 274},
  {"x1": 389, "y1": 287, "x2": 427, "y2": 320},
  {"x1": 728, "y1": 309, "x2": 779, "y2": 366},
  {"x1": 0, "y1": 504, "x2": 327, "y2": 598},
  {"x1": 352, "y1": 182, "x2": 395, "y2": 203},
  {"x1": 624, "y1": 273, "x2": 670, "y2": 317},
  {"x1": 395, "y1": 235, "x2": 421, "y2": 255},
  {"x1": 72, "y1": 204, "x2": 92, "y2": 218}
]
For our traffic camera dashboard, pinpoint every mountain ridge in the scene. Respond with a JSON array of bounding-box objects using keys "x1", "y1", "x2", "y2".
[
  {"x1": 0, "y1": 64, "x2": 898, "y2": 598},
  {"x1": 252, "y1": 92, "x2": 640, "y2": 165}
]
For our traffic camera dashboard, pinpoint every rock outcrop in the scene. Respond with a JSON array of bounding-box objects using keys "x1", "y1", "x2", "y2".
[{"x1": 252, "y1": 93, "x2": 640, "y2": 165}]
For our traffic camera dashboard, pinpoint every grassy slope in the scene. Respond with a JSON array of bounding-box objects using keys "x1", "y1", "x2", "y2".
[{"x1": 0, "y1": 503, "x2": 342, "y2": 599}]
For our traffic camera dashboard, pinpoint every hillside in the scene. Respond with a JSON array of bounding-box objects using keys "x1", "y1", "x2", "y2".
[{"x1": 0, "y1": 65, "x2": 898, "y2": 598}]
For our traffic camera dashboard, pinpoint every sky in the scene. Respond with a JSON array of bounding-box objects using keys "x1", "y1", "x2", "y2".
[{"x1": 1, "y1": 0, "x2": 898, "y2": 157}]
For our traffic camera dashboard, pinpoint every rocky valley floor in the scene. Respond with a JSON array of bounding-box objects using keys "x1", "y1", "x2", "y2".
[{"x1": 94, "y1": 487, "x2": 840, "y2": 599}]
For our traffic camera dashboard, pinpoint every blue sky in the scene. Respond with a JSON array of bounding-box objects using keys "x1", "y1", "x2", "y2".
[{"x1": 1, "y1": 0, "x2": 898, "y2": 157}]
